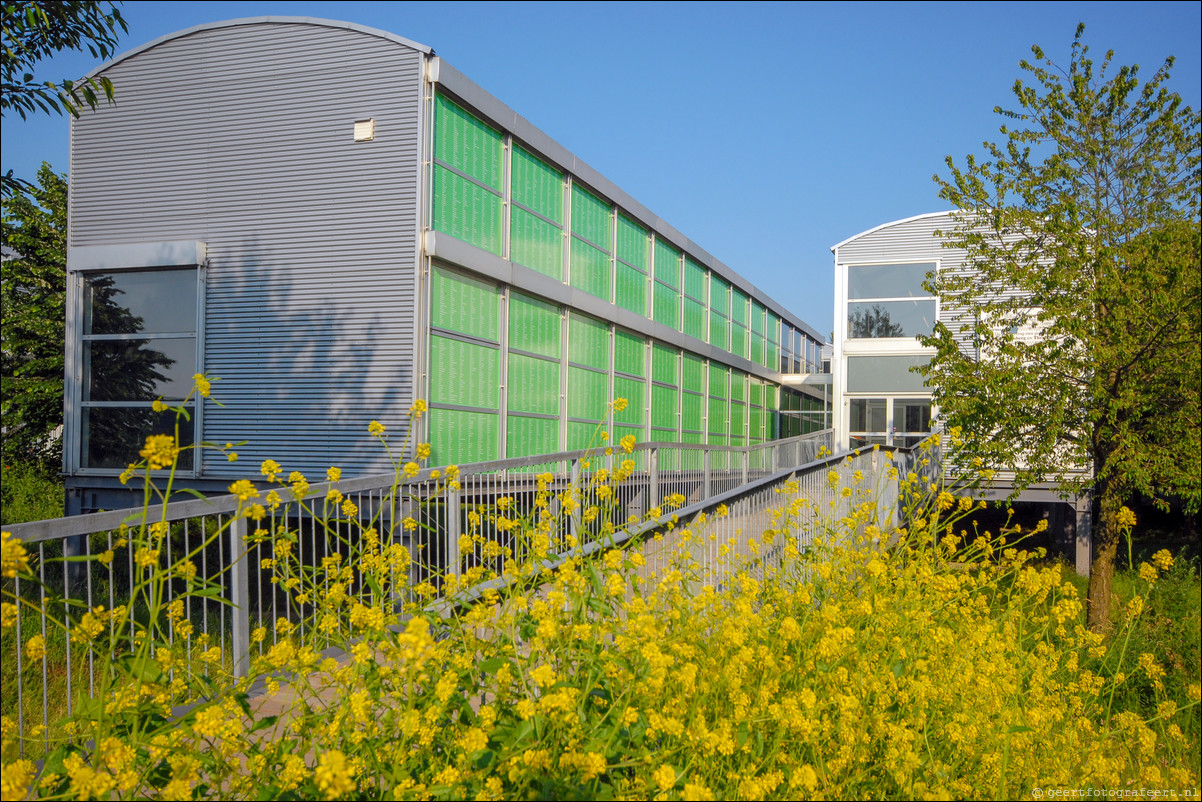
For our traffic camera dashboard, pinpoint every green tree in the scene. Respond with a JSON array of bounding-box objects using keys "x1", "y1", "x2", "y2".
[
  {"x1": 1, "y1": 0, "x2": 126, "y2": 195},
  {"x1": 923, "y1": 25, "x2": 1202, "y2": 631},
  {"x1": 1, "y1": 161, "x2": 66, "y2": 469}
]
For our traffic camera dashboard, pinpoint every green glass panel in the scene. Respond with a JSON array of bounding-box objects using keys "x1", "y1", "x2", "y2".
[
  {"x1": 428, "y1": 407, "x2": 499, "y2": 466},
  {"x1": 507, "y1": 415, "x2": 559, "y2": 458},
  {"x1": 749, "y1": 380, "x2": 763, "y2": 407},
  {"x1": 512, "y1": 145, "x2": 562, "y2": 222},
  {"x1": 507, "y1": 353, "x2": 559, "y2": 416},
  {"x1": 681, "y1": 352, "x2": 705, "y2": 393},
  {"x1": 708, "y1": 364, "x2": 727, "y2": 398},
  {"x1": 432, "y1": 165, "x2": 502, "y2": 255},
  {"x1": 765, "y1": 385, "x2": 778, "y2": 409},
  {"x1": 767, "y1": 312, "x2": 780, "y2": 344},
  {"x1": 710, "y1": 276, "x2": 729, "y2": 316},
  {"x1": 682, "y1": 430, "x2": 703, "y2": 446},
  {"x1": 613, "y1": 376, "x2": 646, "y2": 424},
  {"x1": 508, "y1": 292, "x2": 560, "y2": 359},
  {"x1": 683, "y1": 298, "x2": 706, "y2": 340},
  {"x1": 614, "y1": 330, "x2": 645, "y2": 377},
  {"x1": 653, "y1": 438, "x2": 680, "y2": 470},
  {"x1": 615, "y1": 214, "x2": 648, "y2": 270},
  {"x1": 651, "y1": 385, "x2": 678, "y2": 430},
  {"x1": 730, "y1": 400, "x2": 746, "y2": 437},
  {"x1": 651, "y1": 343, "x2": 677, "y2": 386},
  {"x1": 567, "y1": 420, "x2": 601, "y2": 451},
  {"x1": 570, "y1": 238, "x2": 610, "y2": 301},
  {"x1": 568, "y1": 313, "x2": 609, "y2": 369},
  {"x1": 751, "y1": 301, "x2": 766, "y2": 335},
  {"x1": 571, "y1": 184, "x2": 610, "y2": 250},
  {"x1": 567, "y1": 366, "x2": 609, "y2": 420},
  {"x1": 730, "y1": 324, "x2": 747, "y2": 359},
  {"x1": 510, "y1": 208, "x2": 562, "y2": 280},
  {"x1": 429, "y1": 336, "x2": 499, "y2": 408},
  {"x1": 730, "y1": 370, "x2": 746, "y2": 402},
  {"x1": 615, "y1": 263, "x2": 647, "y2": 316},
  {"x1": 431, "y1": 267, "x2": 498, "y2": 341},
  {"x1": 709, "y1": 314, "x2": 728, "y2": 351},
  {"x1": 683, "y1": 258, "x2": 706, "y2": 300},
  {"x1": 766, "y1": 339, "x2": 779, "y2": 369},
  {"x1": 681, "y1": 391, "x2": 704, "y2": 432},
  {"x1": 653, "y1": 239, "x2": 680, "y2": 289},
  {"x1": 751, "y1": 408, "x2": 764, "y2": 439},
  {"x1": 751, "y1": 334, "x2": 765, "y2": 367},
  {"x1": 707, "y1": 397, "x2": 727, "y2": 434},
  {"x1": 653, "y1": 282, "x2": 679, "y2": 329},
  {"x1": 434, "y1": 93, "x2": 501, "y2": 190},
  {"x1": 731, "y1": 288, "x2": 749, "y2": 325}
]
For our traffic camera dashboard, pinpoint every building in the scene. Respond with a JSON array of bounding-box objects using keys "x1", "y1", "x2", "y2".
[
  {"x1": 830, "y1": 212, "x2": 944, "y2": 454},
  {"x1": 830, "y1": 211, "x2": 1092, "y2": 574},
  {"x1": 63, "y1": 17, "x2": 830, "y2": 513}
]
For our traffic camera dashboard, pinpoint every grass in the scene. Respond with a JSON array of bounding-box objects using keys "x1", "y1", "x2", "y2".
[{"x1": 0, "y1": 462, "x2": 63, "y2": 525}]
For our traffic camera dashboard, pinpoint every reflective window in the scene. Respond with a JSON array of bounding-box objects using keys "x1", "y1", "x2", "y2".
[
  {"x1": 847, "y1": 300, "x2": 936, "y2": 338},
  {"x1": 846, "y1": 263, "x2": 935, "y2": 299},
  {"x1": 79, "y1": 268, "x2": 199, "y2": 470},
  {"x1": 846, "y1": 355, "x2": 929, "y2": 392}
]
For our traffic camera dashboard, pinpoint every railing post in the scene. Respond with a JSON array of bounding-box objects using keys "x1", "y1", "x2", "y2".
[
  {"x1": 569, "y1": 458, "x2": 582, "y2": 538},
  {"x1": 741, "y1": 448, "x2": 749, "y2": 484},
  {"x1": 649, "y1": 447, "x2": 659, "y2": 509},
  {"x1": 229, "y1": 515, "x2": 250, "y2": 678},
  {"x1": 702, "y1": 448, "x2": 712, "y2": 498},
  {"x1": 447, "y1": 484, "x2": 462, "y2": 578},
  {"x1": 771, "y1": 443, "x2": 778, "y2": 472}
]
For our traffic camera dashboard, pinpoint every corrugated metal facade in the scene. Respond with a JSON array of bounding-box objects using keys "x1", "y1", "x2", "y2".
[{"x1": 69, "y1": 20, "x2": 424, "y2": 478}]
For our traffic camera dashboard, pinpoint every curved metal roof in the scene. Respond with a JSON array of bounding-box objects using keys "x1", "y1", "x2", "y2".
[
  {"x1": 829, "y1": 210, "x2": 956, "y2": 252},
  {"x1": 82, "y1": 16, "x2": 432, "y2": 80}
]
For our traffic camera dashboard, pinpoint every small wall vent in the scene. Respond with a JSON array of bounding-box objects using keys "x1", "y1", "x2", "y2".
[{"x1": 353, "y1": 118, "x2": 375, "y2": 142}]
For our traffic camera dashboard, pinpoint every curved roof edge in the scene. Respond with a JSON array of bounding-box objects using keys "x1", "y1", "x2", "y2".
[
  {"x1": 82, "y1": 16, "x2": 432, "y2": 80},
  {"x1": 829, "y1": 210, "x2": 957, "y2": 253}
]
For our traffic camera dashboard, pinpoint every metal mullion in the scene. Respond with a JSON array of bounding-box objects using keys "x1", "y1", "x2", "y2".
[
  {"x1": 499, "y1": 286, "x2": 510, "y2": 459},
  {"x1": 510, "y1": 198, "x2": 564, "y2": 230},
  {"x1": 502, "y1": 133, "x2": 512, "y2": 261},
  {"x1": 82, "y1": 331, "x2": 197, "y2": 341},
  {"x1": 431, "y1": 158, "x2": 503, "y2": 198}
]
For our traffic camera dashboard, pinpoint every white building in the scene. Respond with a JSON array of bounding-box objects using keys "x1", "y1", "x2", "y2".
[{"x1": 830, "y1": 211, "x2": 1092, "y2": 575}]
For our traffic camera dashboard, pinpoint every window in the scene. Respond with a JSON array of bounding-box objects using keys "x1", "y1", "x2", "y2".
[
  {"x1": 847, "y1": 397, "x2": 931, "y2": 448},
  {"x1": 846, "y1": 262, "x2": 936, "y2": 339},
  {"x1": 79, "y1": 268, "x2": 199, "y2": 469}
]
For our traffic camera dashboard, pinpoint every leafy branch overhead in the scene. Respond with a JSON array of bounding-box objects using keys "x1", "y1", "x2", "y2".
[{"x1": 1, "y1": 1, "x2": 127, "y2": 195}]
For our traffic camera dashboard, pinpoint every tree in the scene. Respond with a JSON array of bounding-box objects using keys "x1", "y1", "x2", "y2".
[
  {"x1": 923, "y1": 25, "x2": 1202, "y2": 631},
  {"x1": 848, "y1": 304, "x2": 906, "y2": 338},
  {"x1": 1, "y1": 162, "x2": 67, "y2": 469},
  {"x1": 1, "y1": 0, "x2": 127, "y2": 195}
]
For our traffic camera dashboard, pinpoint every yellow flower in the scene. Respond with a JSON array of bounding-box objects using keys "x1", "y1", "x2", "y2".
[
  {"x1": 229, "y1": 479, "x2": 258, "y2": 502},
  {"x1": 620, "y1": 435, "x2": 637, "y2": 454},
  {"x1": 25, "y1": 634, "x2": 45, "y2": 661},
  {"x1": 403, "y1": 462, "x2": 421, "y2": 479},
  {"x1": 1151, "y1": 549, "x2": 1174, "y2": 571},
  {"x1": 410, "y1": 399, "x2": 428, "y2": 417},
  {"x1": 192, "y1": 373, "x2": 211, "y2": 397},
  {"x1": 417, "y1": 443, "x2": 431, "y2": 460},
  {"x1": 261, "y1": 459, "x2": 282, "y2": 481},
  {"x1": 152, "y1": 398, "x2": 167, "y2": 413},
  {"x1": 139, "y1": 434, "x2": 179, "y2": 470},
  {"x1": 652, "y1": 764, "x2": 677, "y2": 793},
  {"x1": 1116, "y1": 506, "x2": 1137, "y2": 528},
  {"x1": 2, "y1": 531, "x2": 31, "y2": 578},
  {"x1": 612, "y1": 397, "x2": 628, "y2": 412},
  {"x1": 227, "y1": 452, "x2": 238, "y2": 462},
  {"x1": 1, "y1": 759, "x2": 36, "y2": 800},
  {"x1": 369, "y1": 419, "x2": 386, "y2": 436},
  {"x1": 341, "y1": 499, "x2": 358, "y2": 517},
  {"x1": 315, "y1": 750, "x2": 356, "y2": 797},
  {"x1": 327, "y1": 466, "x2": 342, "y2": 482}
]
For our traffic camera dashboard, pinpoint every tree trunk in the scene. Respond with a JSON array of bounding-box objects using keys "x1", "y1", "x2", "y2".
[{"x1": 1086, "y1": 483, "x2": 1123, "y2": 632}]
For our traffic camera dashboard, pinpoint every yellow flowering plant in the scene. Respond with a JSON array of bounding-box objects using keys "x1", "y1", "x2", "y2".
[{"x1": 1, "y1": 393, "x2": 1197, "y2": 800}]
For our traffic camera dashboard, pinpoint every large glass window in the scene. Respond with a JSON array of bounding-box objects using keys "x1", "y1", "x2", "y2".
[
  {"x1": 846, "y1": 262, "x2": 936, "y2": 339},
  {"x1": 80, "y1": 268, "x2": 199, "y2": 469}
]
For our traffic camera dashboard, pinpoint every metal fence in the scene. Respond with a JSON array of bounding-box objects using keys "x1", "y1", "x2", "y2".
[{"x1": 3, "y1": 431, "x2": 953, "y2": 758}]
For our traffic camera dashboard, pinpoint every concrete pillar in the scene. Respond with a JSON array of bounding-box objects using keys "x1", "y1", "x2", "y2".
[{"x1": 1073, "y1": 494, "x2": 1092, "y2": 577}]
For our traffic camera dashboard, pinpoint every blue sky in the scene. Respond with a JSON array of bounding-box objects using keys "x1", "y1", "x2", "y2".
[{"x1": 2, "y1": 1, "x2": 1199, "y2": 336}]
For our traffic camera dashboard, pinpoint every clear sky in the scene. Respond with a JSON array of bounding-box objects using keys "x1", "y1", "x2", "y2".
[{"x1": 2, "y1": 0, "x2": 1199, "y2": 336}]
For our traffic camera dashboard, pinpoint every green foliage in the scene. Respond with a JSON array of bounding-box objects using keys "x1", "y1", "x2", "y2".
[
  {"x1": 924, "y1": 25, "x2": 1202, "y2": 628},
  {"x1": 1, "y1": 1, "x2": 126, "y2": 196},
  {"x1": 1, "y1": 162, "x2": 66, "y2": 471},
  {"x1": 0, "y1": 461, "x2": 62, "y2": 523}
]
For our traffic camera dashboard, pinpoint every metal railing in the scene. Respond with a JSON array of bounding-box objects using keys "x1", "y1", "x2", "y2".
[{"x1": 2, "y1": 430, "x2": 839, "y2": 754}]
